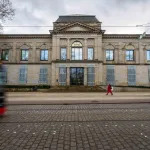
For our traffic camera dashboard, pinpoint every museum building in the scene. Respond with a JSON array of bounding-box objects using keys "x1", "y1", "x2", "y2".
[{"x1": 0, "y1": 15, "x2": 150, "y2": 87}]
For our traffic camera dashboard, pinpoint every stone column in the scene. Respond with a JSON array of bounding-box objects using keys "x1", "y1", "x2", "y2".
[
  {"x1": 56, "y1": 38, "x2": 60, "y2": 60},
  {"x1": 135, "y1": 48, "x2": 139, "y2": 63},
  {"x1": 115, "y1": 47, "x2": 119, "y2": 63},
  {"x1": 32, "y1": 42, "x2": 36, "y2": 63},
  {"x1": 67, "y1": 67, "x2": 70, "y2": 86},
  {"x1": 94, "y1": 38, "x2": 98, "y2": 60},
  {"x1": 95, "y1": 66, "x2": 98, "y2": 86},
  {"x1": 84, "y1": 39, "x2": 87, "y2": 60},
  {"x1": 67, "y1": 39, "x2": 70, "y2": 60},
  {"x1": 96, "y1": 35, "x2": 102, "y2": 61},
  {"x1": 84, "y1": 67, "x2": 87, "y2": 86},
  {"x1": 139, "y1": 42, "x2": 144, "y2": 64},
  {"x1": 51, "y1": 63, "x2": 56, "y2": 86},
  {"x1": 99, "y1": 63, "x2": 103, "y2": 85},
  {"x1": 52, "y1": 35, "x2": 57, "y2": 61}
]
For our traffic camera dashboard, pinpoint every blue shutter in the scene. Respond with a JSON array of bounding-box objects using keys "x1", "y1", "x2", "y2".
[
  {"x1": 59, "y1": 67, "x2": 67, "y2": 86},
  {"x1": 19, "y1": 66, "x2": 27, "y2": 84},
  {"x1": 106, "y1": 65, "x2": 115, "y2": 85},
  {"x1": 39, "y1": 68, "x2": 48, "y2": 84},
  {"x1": 128, "y1": 66, "x2": 136, "y2": 86},
  {"x1": 87, "y1": 67, "x2": 95, "y2": 86},
  {"x1": 0, "y1": 66, "x2": 7, "y2": 85},
  {"x1": 148, "y1": 66, "x2": 150, "y2": 82}
]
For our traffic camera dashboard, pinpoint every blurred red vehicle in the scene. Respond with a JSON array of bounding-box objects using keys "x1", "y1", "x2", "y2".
[{"x1": 0, "y1": 62, "x2": 6, "y2": 116}]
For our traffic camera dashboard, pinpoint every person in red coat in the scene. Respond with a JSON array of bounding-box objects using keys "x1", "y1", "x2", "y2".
[{"x1": 106, "y1": 84, "x2": 113, "y2": 95}]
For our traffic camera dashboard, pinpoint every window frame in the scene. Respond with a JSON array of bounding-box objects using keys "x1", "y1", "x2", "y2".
[
  {"x1": 39, "y1": 68, "x2": 48, "y2": 84},
  {"x1": 146, "y1": 50, "x2": 150, "y2": 61},
  {"x1": 19, "y1": 67, "x2": 27, "y2": 84},
  {"x1": 126, "y1": 50, "x2": 134, "y2": 61},
  {"x1": 87, "y1": 48, "x2": 94, "y2": 60},
  {"x1": 21, "y1": 49, "x2": 29, "y2": 61},
  {"x1": 60, "y1": 47, "x2": 67, "y2": 60},
  {"x1": 71, "y1": 41, "x2": 83, "y2": 60},
  {"x1": 40, "y1": 49, "x2": 48, "y2": 61},
  {"x1": 1, "y1": 49, "x2": 9, "y2": 61},
  {"x1": 106, "y1": 50, "x2": 114, "y2": 61}
]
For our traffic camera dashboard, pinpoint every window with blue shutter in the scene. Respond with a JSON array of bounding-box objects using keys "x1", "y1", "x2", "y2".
[
  {"x1": 148, "y1": 66, "x2": 150, "y2": 82},
  {"x1": 39, "y1": 68, "x2": 48, "y2": 83},
  {"x1": 106, "y1": 65, "x2": 115, "y2": 85},
  {"x1": 0, "y1": 66, "x2": 7, "y2": 85},
  {"x1": 87, "y1": 67, "x2": 95, "y2": 86},
  {"x1": 59, "y1": 67, "x2": 67, "y2": 86},
  {"x1": 19, "y1": 67, "x2": 27, "y2": 84},
  {"x1": 128, "y1": 66, "x2": 136, "y2": 86}
]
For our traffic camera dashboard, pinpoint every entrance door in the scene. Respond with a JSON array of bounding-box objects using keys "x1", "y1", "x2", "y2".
[{"x1": 70, "y1": 68, "x2": 84, "y2": 85}]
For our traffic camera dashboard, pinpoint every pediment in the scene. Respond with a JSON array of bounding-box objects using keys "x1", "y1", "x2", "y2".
[
  {"x1": 65, "y1": 26, "x2": 90, "y2": 32},
  {"x1": 55, "y1": 22, "x2": 100, "y2": 33}
]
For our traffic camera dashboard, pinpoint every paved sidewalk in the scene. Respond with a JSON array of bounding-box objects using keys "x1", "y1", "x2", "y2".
[{"x1": 6, "y1": 92, "x2": 150, "y2": 104}]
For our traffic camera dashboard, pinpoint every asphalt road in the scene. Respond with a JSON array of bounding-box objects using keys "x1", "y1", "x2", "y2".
[{"x1": 0, "y1": 103, "x2": 150, "y2": 150}]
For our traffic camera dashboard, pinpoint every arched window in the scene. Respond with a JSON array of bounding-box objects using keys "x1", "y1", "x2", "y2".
[{"x1": 71, "y1": 41, "x2": 83, "y2": 60}]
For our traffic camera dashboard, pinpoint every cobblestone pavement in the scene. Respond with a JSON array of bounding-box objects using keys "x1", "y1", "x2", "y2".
[{"x1": 0, "y1": 104, "x2": 150, "y2": 150}]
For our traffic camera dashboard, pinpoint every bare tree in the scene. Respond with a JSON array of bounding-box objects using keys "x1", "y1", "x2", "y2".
[{"x1": 0, "y1": 0, "x2": 15, "y2": 32}]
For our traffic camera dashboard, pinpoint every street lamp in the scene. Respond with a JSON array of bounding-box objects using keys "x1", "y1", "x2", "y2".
[{"x1": 136, "y1": 23, "x2": 150, "y2": 40}]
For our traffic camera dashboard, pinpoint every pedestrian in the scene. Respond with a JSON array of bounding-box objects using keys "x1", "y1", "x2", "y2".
[{"x1": 106, "y1": 84, "x2": 113, "y2": 95}]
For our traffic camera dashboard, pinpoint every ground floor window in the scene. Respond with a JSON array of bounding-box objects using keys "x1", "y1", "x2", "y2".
[
  {"x1": 59, "y1": 67, "x2": 67, "y2": 86},
  {"x1": 39, "y1": 68, "x2": 48, "y2": 83},
  {"x1": 148, "y1": 66, "x2": 150, "y2": 82},
  {"x1": 19, "y1": 67, "x2": 27, "y2": 84},
  {"x1": 128, "y1": 66, "x2": 136, "y2": 86},
  {"x1": 0, "y1": 66, "x2": 7, "y2": 84},
  {"x1": 106, "y1": 65, "x2": 115, "y2": 85},
  {"x1": 87, "y1": 67, "x2": 95, "y2": 86},
  {"x1": 70, "y1": 68, "x2": 84, "y2": 85}
]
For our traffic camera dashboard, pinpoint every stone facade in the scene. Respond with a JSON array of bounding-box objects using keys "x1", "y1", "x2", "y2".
[{"x1": 0, "y1": 15, "x2": 150, "y2": 87}]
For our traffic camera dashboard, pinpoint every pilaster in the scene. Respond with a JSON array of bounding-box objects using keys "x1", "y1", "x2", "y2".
[
  {"x1": 84, "y1": 39, "x2": 87, "y2": 60},
  {"x1": 84, "y1": 67, "x2": 87, "y2": 86},
  {"x1": 67, "y1": 39, "x2": 70, "y2": 60},
  {"x1": 67, "y1": 67, "x2": 70, "y2": 86}
]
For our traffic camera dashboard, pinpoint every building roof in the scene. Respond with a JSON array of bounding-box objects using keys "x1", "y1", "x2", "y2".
[{"x1": 55, "y1": 15, "x2": 100, "y2": 23}]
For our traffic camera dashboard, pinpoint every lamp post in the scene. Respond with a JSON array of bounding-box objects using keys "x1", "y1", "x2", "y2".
[{"x1": 136, "y1": 23, "x2": 150, "y2": 40}]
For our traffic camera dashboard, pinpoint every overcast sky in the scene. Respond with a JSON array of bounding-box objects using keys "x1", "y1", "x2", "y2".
[{"x1": 2, "y1": 0, "x2": 150, "y2": 34}]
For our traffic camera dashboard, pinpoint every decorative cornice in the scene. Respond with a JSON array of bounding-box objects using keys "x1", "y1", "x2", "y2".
[
  {"x1": 0, "y1": 34, "x2": 52, "y2": 39},
  {"x1": 2, "y1": 62, "x2": 52, "y2": 65},
  {"x1": 103, "y1": 34, "x2": 150, "y2": 39},
  {"x1": 52, "y1": 60, "x2": 103, "y2": 63},
  {"x1": 52, "y1": 31, "x2": 103, "y2": 34}
]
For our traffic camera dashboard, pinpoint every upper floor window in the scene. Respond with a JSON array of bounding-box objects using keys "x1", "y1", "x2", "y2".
[
  {"x1": 71, "y1": 42, "x2": 82, "y2": 60},
  {"x1": 21, "y1": 49, "x2": 29, "y2": 61},
  {"x1": 147, "y1": 50, "x2": 150, "y2": 61},
  {"x1": 40, "y1": 49, "x2": 48, "y2": 61},
  {"x1": 106, "y1": 50, "x2": 114, "y2": 61},
  {"x1": 88, "y1": 48, "x2": 94, "y2": 60},
  {"x1": 60, "y1": 48, "x2": 67, "y2": 60},
  {"x1": 126, "y1": 50, "x2": 134, "y2": 61},
  {"x1": 1, "y1": 50, "x2": 9, "y2": 61}
]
